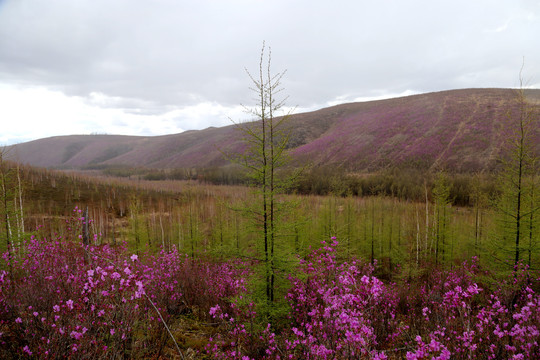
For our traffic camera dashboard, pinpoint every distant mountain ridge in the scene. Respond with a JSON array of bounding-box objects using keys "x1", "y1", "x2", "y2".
[{"x1": 7, "y1": 88, "x2": 540, "y2": 173}]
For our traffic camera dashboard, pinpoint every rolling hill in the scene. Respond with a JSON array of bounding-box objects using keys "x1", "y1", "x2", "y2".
[{"x1": 6, "y1": 88, "x2": 540, "y2": 173}]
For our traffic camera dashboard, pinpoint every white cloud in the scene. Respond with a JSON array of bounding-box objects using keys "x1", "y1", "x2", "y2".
[
  {"x1": 490, "y1": 19, "x2": 512, "y2": 33},
  {"x1": 0, "y1": 85, "x2": 92, "y2": 143},
  {"x1": 0, "y1": 84, "x2": 297, "y2": 145},
  {"x1": 0, "y1": 0, "x2": 539, "y2": 145},
  {"x1": 325, "y1": 90, "x2": 421, "y2": 107}
]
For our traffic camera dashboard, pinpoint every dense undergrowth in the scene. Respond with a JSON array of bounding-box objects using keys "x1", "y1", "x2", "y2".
[
  {"x1": 1, "y1": 210, "x2": 539, "y2": 359},
  {"x1": 94, "y1": 164, "x2": 498, "y2": 207}
]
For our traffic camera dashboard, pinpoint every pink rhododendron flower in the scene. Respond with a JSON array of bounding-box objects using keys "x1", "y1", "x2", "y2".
[{"x1": 23, "y1": 345, "x2": 32, "y2": 355}]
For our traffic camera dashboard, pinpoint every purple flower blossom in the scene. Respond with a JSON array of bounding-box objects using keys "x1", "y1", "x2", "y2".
[{"x1": 23, "y1": 345, "x2": 32, "y2": 356}]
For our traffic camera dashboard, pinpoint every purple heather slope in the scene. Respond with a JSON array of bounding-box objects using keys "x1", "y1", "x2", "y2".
[{"x1": 7, "y1": 88, "x2": 540, "y2": 173}]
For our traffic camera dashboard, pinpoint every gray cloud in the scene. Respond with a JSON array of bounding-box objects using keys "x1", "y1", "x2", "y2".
[{"x1": 0, "y1": 0, "x2": 539, "y2": 144}]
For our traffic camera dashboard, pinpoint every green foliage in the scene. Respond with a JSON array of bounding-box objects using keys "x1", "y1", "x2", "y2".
[
  {"x1": 3, "y1": 120, "x2": 538, "y2": 288},
  {"x1": 294, "y1": 166, "x2": 500, "y2": 207},
  {"x1": 4, "y1": 158, "x2": 535, "y2": 278},
  {"x1": 0, "y1": 149, "x2": 25, "y2": 255},
  {"x1": 492, "y1": 86, "x2": 540, "y2": 270},
  {"x1": 226, "y1": 42, "x2": 301, "y2": 309},
  {"x1": 432, "y1": 171, "x2": 452, "y2": 266}
]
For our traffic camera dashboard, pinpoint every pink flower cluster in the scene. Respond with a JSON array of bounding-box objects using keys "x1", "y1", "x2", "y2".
[
  {"x1": 0, "y1": 212, "x2": 251, "y2": 358},
  {"x1": 1, "y1": 211, "x2": 539, "y2": 359},
  {"x1": 206, "y1": 241, "x2": 540, "y2": 359},
  {"x1": 284, "y1": 239, "x2": 399, "y2": 359}
]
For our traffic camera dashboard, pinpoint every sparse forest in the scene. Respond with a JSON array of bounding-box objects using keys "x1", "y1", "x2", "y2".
[{"x1": 0, "y1": 65, "x2": 539, "y2": 358}]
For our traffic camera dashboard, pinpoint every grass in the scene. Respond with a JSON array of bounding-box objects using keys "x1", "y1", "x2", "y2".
[
  {"x1": 0, "y1": 163, "x2": 520, "y2": 274},
  {"x1": 0, "y1": 161, "x2": 538, "y2": 358}
]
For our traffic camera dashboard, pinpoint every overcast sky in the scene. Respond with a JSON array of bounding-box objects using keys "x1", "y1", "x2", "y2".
[{"x1": 1, "y1": 0, "x2": 539, "y2": 145}]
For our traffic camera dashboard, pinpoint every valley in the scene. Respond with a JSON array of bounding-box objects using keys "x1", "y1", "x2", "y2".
[{"x1": 0, "y1": 87, "x2": 539, "y2": 359}]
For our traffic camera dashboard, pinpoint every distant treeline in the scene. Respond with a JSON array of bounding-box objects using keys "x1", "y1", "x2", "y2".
[
  {"x1": 292, "y1": 166, "x2": 499, "y2": 207},
  {"x1": 95, "y1": 164, "x2": 249, "y2": 185},
  {"x1": 92, "y1": 164, "x2": 499, "y2": 207}
]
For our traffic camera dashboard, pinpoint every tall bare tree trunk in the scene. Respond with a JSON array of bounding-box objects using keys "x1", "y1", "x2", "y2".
[{"x1": 82, "y1": 206, "x2": 90, "y2": 263}]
